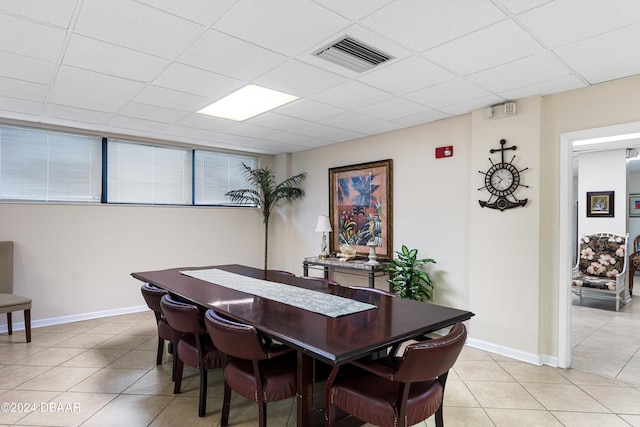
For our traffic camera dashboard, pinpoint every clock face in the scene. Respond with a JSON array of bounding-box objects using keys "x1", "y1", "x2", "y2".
[{"x1": 485, "y1": 163, "x2": 520, "y2": 196}]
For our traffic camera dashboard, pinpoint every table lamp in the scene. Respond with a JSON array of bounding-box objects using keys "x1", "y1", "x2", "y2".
[{"x1": 315, "y1": 215, "x2": 332, "y2": 259}]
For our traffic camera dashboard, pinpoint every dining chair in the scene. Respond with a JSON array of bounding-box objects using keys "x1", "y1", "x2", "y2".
[
  {"x1": 204, "y1": 308, "x2": 297, "y2": 427},
  {"x1": 347, "y1": 285, "x2": 395, "y2": 297},
  {"x1": 160, "y1": 294, "x2": 224, "y2": 417},
  {"x1": 301, "y1": 276, "x2": 339, "y2": 286},
  {"x1": 140, "y1": 283, "x2": 177, "y2": 379},
  {"x1": 325, "y1": 322, "x2": 467, "y2": 427},
  {"x1": 0, "y1": 241, "x2": 32, "y2": 343},
  {"x1": 629, "y1": 234, "x2": 640, "y2": 296}
]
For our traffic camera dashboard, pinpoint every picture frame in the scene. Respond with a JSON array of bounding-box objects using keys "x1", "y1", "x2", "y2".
[
  {"x1": 630, "y1": 194, "x2": 640, "y2": 217},
  {"x1": 586, "y1": 191, "x2": 614, "y2": 217},
  {"x1": 329, "y1": 159, "x2": 393, "y2": 259}
]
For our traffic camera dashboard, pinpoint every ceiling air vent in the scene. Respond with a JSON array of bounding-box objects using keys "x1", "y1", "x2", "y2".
[{"x1": 314, "y1": 36, "x2": 393, "y2": 73}]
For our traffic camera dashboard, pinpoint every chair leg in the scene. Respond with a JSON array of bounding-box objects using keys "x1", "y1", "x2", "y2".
[
  {"x1": 434, "y1": 404, "x2": 444, "y2": 427},
  {"x1": 156, "y1": 337, "x2": 164, "y2": 365},
  {"x1": 198, "y1": 367, "x2": 207, "y2": 417},
  {"x1": 171, "y1": 350, "x2": 177, "y2": 381},
  {"x1": 6, "y1": 312, "x2": 12, "y2": 335},
  {"x1": 258, "y1": 401, "x2": 267, "y2": 427},
  {"x1": 221, "y1": 381, "x2": 231, "y2": 426},
  {"x1": 24, "y1": 309, "x2": 31, "y2": 343},
  {"x1": 173, "y1": 358, "x2": 184, "y2": 394}
]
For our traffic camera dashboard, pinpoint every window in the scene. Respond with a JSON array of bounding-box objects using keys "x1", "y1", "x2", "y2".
[
  {"x1": 194, "y1": 151, "x2": 258, "y2": 205},
  {"x1": 0, "y1": 125, "x2": 101, "y2": 202},
  {"x1": 107, "y1": 139, "x2": 192, "y2": 205}
]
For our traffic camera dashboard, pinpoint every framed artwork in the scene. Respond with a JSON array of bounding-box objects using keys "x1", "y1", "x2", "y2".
[
  {"x1": 630, "y1": 194, "x2": 640, "y2": 217},
  {"x1": 586, "y1": 191, "x2": 614, "y2": 217},
  {"x1": 329, "y1": 159, "x2": 393, "y2": 259}
]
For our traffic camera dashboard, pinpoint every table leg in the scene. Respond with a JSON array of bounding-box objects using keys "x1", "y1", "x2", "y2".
[
  {"x1": 368, "y1": 271, "x2": 374, "y2": 288},
  {"x1": 323, "y1": 266, "x2": 329, "y2": 280},
  {"x1": 303, "y1": 263, "x2": 309, "y2": 277},
  {"x1": 297, "y1": 352, "x2": 325, "y2": 427}
]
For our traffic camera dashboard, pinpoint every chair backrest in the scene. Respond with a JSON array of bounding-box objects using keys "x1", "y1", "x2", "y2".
[
  {"x1": 160, "y1": 294, "x2": 206, "y2": 335},
  {"x1": 348, "y1": 285, "x2": 395, "y2": 297},
  {"x1": 141, "y1": 283, "x2": 167, "y2": 314},
  {"x1": 577, "y1": 233, "x2": 626, "y2": 277},
  {"x1": 301, "y1": 276, "x2": 339, "y2": 286},
  {"x1": 635, "y1": 234, "x2": 640, "y2": 254},
  {"x1": 0, "y1": 241, "x2": 13, "y2": 294},
  {"x1": 204, "y1": 309, "x2": 269, "y2": 361},
  {"x1": 393, "y1": 323, "x2": 467, "y2": 383}
]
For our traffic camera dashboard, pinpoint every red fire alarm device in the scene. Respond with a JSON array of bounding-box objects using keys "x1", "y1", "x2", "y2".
[{"x1": 435, "y1": 146, "x2": 453, "y2": 158}]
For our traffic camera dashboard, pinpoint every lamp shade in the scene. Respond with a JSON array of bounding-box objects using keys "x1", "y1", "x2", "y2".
[{"x1": 315, "y1": 215, "x2": 332, "y2": 233}]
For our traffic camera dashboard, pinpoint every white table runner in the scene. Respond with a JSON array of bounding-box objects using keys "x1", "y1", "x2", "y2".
[{"x1": 180, "y1": 268, "x2": 376, "y2": 318}]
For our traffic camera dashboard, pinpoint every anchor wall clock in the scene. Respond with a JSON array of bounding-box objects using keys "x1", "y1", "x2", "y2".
[{"x1": 478, "y1": 139, "x2": 528, "y2": 211}]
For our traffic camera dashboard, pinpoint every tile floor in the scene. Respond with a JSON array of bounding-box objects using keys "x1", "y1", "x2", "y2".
[{"x1": 0, "y1": 303, "x2": 639, "y2": 427}]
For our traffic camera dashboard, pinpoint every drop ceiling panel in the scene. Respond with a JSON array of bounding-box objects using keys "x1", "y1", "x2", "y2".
[
  {"x1": 117, "y1": 102, "x2": 189, "y2": 124},
  {"x1": 177, "y1": 30, "x2": 287, "y2": 81},
  {"x1": 517, "y1": 0, "x2": 640, "y2": 48},
  {"x1": 0, "y1": 0, "x2": 77, "y2": 27},
  {"x1": 358, "y1": 56, "x2": 454, "y2": 95},
  {"x1": 362, "y1": 0, "x2": 506, "y2": 52},
  {"x1": 406, "y1": 78, "x2": 491, "y2": 109},
  {"x1": 0, "y1": 14, "x2": 66, "y2": 62},
  {"x1": 312, "y1": 81, "x2": 393, "y2": 110},
  {"x1": 255, "y1": 60, "x2": 349, "y2": 98},
  {"x1": 213, "y1": 0, "x2": 350, "y2": 56},
  {"x1": 135, "y1": 0, "x2": 237, "y2": 26},
  {"x1": 0, "y1": 77, "x2": 48, "y2": 102},
  {"x1": 107, "y1": 115, "x2": 168, "y2": 133},
  {"x1": 422, "y1": 20, "x2": 545, "y2": 76},
  {"x1": 276, "y1": 100, "x2": 346, "y2": 121},
  {"x1": 43, "y1": 104, "x2": 112, "y2": 125},
  {"x1": 63, "y1": 35, "x2": 170, "y2": 82},
  {"x1": 555, "y1": 23, "x2": 640, "y2": 85},
  {"x1": 493, "y1": 0, "x2": 549, "y2": 15},
  {"x1": 311, "y1": 0, "x2": 395, "y2": 21},
  {"x1": 75, "y1": 0, "x2": 205, "y2": 59},
  {"x1": 0, "y1": 51, "x2": 55, "y2": 84},
  {"x1": 466, "y1": 52, "x2": 573, "y2": 93},
  {"x1": 358, "y1": 97, "x2": 432, "y2": 121},
  {"x1": 133, "y1": 86, "x2": 211, "y2": 112},
  {"x1": 49, "y1": 66, "x2": 145, "y2": 113}
]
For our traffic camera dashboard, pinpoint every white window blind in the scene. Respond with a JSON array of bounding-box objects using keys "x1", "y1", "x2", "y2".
[
  {"x1": 194, "y1": 151, "x2": 258, "y2": 205},
  {"x1": 107, "y1": 140, "x2": 192, "y2": 205},
  {"x1": 0, "y1": 125, "x2": 102, "y2": 202}
]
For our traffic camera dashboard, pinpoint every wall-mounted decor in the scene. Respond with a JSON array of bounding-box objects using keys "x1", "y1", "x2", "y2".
[
  {"x1": 329, "y1": 159, "x2": 393, "y2": 259},
  {"x1": 478, "y1": 139, "x2": 529, "y2": 211},
  {"x1": 587, "y1": 191, "x2": 614, "y2": 217},
  {"x1": 630, "y1": 194, "x2": 640, "y2": 217}
]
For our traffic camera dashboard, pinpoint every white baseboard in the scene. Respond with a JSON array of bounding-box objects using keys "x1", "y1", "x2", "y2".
[
  {"x1": 0, "y1": 305, "x2": 148, "y2": 334},
  {"x1": 466, "y1": 337, "x2": 559, "y2": 368}
]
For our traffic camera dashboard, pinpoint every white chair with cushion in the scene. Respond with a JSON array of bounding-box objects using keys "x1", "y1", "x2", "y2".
[{"x1": 0, "y1": 241, "x2": 32, "y2": 342}]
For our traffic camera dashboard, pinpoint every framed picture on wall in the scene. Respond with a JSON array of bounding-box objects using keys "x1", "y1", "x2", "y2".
[
  {"x1": 586, "y1": 191, "x2": 614, "y2": 217},
  {"x1": 329, "y1": 159, "x2": 393, "y2": 259},
  {"x1": 630, "y1": 194, "x2": 640, "y2": 217}
]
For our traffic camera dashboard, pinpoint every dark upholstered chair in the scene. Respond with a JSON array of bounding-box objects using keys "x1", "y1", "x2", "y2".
[
  {"x1": 140, "y1": 283, "x2": 177, "y2": 378},
  {"x1": 0, "y1": 241, "x2": 32, "y2": 343},
  {"x1": 347, "y1": 285, "x2": 395, "y2": 297},
  {"x1": 301, "y1": 276, "x2": 339, "y2": 286},
  {"x1": 160, "y1": 294, "x2": 224, "y2": 417},
  {"x1": 204, "y1": 309, "x2": 297, "y2": 427},
  {"x1": 325, "y1": 322, "x2": 467, "y2": 427}
]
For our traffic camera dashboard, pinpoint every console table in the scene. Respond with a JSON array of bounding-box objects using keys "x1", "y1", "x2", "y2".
[{"x1": 302, "y1": 256, "x2": 391, "y2": 288}]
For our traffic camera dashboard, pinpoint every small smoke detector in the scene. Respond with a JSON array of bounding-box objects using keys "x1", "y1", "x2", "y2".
[{"x1": 313, "y1": 36, "x2": 394, "y2": 73}]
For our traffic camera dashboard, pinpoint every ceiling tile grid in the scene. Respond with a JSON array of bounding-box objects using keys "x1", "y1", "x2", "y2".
[{"x1": 0, "y1": 0, "x2": 638, "y2": 154}]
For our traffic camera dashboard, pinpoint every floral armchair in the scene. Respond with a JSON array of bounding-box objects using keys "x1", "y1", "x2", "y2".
[{"x1": 572, "y1": 233, "x2": 628, "y2": 311}]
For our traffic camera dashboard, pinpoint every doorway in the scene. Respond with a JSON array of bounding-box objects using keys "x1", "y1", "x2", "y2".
[{"x1": 559, "y1": 121, "x2": 640, "y2": 369}]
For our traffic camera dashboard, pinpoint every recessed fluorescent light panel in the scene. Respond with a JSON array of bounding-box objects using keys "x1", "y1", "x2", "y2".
[{"x1": 197, "y1": 84, "x2": 299, "y2": 121}]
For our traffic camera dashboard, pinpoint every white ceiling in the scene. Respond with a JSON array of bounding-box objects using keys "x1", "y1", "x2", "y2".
[{"x1": 1, "y1": 0, "x2": 640, "y2": 155}]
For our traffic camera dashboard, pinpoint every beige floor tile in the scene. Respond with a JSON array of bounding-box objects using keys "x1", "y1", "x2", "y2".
[
  {"x1": 443, "y1": 379, "x2": 480, "y2": 407},
  {"x1": 552, "y1": 411, "x2": 631, "y2": 426},
  {"x1": 15, "y1": 347, "x2": 88, "y2": 367},
  {"x1": 571, "y1": 344, "x2": 631, "y2": 378},
  {"x1": 15, "y1": 366, "x2": 98, "y2": 392},
  {"x1": 0, "y1": 365, "x2": 52, "y2": 389},
  {"x1": 580, "y1": 384, "x2": 640, "y2": 414},
  {"x1": 123, "y1": 368, "x2": 177, "y2": 396},
  {"x1": 498, "y1": 361, "x2": 571, "y2": 384},
  {"x1": 60, "y1": 348, "x2": 129, "y2": 368},
  {"x1": 95, "y1": 335, "x2": 151, "y2": 351},
  {"x1": 485, "y1": 408, "x2": 564, "y2": 426},
  {"x1": 465, "y1": 381, "x2": 544, "y2": 410},
  {"x1": 149, "y1": 395, "x2": 223, "y2": 427},
  {"x1": 107, "y1": 350, "x2": 157, "y2": 369},
  {"x1": 0, "y1": 390, "x2": 61, "y2": 425},
  {"x1": 0, "y1": 343, "x2": 46, "y2": 364},
  {"x1": 522, "y1": 382, "x2": 610, "y2": 412},
  {"x1": 81, "y1": 394, "x2": 174, "y2": 427},
  {"x1": 70, "y1": 368, "x2": 148, "y2": 393},
  {"x1": 617, "y1": 356, "x2": 640, "y2": 385},
  {"x1": 440, "y1": 407, "x2": 495, "y2": 427},
  {"x1": 451, "y1": 360, "x2": 513, "y2": 382},
  {"x1": 558, "y1": 368, "x2": 627, "y2": 386},
  {"x1": 619, "y1": 414, "x2": 640, "y2": 426},
  {"x1": 17, "y1": 391, "x2": 116, "y2": 427},
  {"x1": 54, "y1": 333, "x2": 115, "y2": 349}
]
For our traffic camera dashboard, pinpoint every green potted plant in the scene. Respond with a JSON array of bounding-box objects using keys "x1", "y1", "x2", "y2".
[
  {"x1": 387, "y1": 245, "x2": 436, "y2": 301},
  {"x1": 225, "y1": 163, "x2": 306, "y2": 271}
]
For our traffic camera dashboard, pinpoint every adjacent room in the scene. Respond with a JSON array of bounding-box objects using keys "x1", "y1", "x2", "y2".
[{"x1": 2, "y1": 1, "x2": 640, "y2": 426}]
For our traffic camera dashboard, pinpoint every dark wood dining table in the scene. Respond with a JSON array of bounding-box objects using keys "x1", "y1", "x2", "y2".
[{"x1": 131, "y1": 264, "x2": 474, "y2": 426}]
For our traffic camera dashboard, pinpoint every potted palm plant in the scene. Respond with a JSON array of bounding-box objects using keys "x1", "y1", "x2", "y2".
[
  {"x1": 225, "y1": 163, "x2": 306, "y2": 270},
  {"x1": 387, "y1": 245, "x2": 436, "y2": 301}
]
